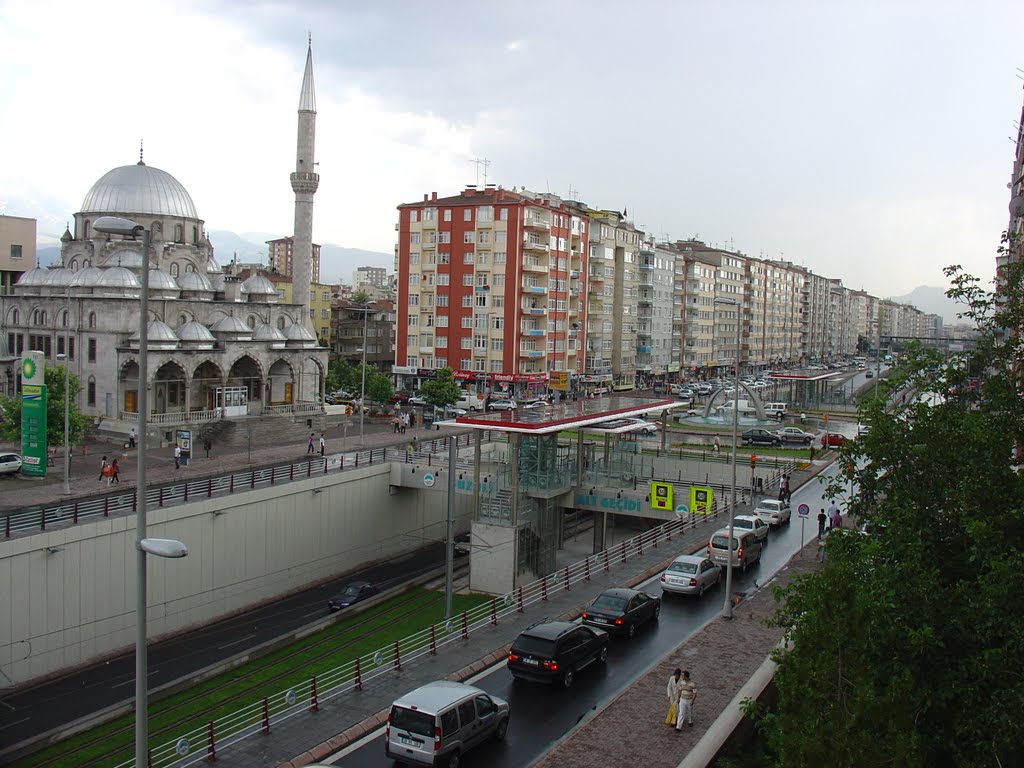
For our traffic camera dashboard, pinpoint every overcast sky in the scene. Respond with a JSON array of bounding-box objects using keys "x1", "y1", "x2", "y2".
[{"x1": 1, "y1": 0, "x2": 1022, "y2": 297}]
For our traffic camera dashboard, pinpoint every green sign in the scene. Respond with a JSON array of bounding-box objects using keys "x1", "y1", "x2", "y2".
[{"x1": 20, "y1": 351, "x2": 47, "y2": 477}]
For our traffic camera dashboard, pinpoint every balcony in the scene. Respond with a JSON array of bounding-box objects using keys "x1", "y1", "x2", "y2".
[
  {"x1": 522, "y1": 282, "x2": 547, "y2": 294},
  {"x1": 639, "y1": 259, "x2": 653, "y2": 270},
  {"x1": 636, "y1": 345, "x2": 653, "y2": 353},
  {"x1": 524, "y1": 215, "x2": 550, "y2": 230},
  {"x1": 519, "y1": 348, "x2": 545, "y2": 358},
  {"x1": 522, "y1": 328, "x2": 546, "y2": 337},
  {"x1": 523, "y1": 238, "x2": 549, "y2": 252},
  {"x1": 522, "y1": 303, "x2": 547, "y2": 315},
  {"x1": 523, "y1": 260, "x2": 548, "y2": 273},
  {"x1": 570, "y1": 270, "x2": 580, "y2": 279}
]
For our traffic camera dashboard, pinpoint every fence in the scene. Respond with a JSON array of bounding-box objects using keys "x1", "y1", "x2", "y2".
[{"x1": 113, "y1": 513, "x2": 720, "y2": 768}]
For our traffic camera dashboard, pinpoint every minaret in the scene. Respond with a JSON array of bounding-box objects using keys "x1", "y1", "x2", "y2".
[{"x1": 290, "y1": 39, "x2": 319, "y2": 331}]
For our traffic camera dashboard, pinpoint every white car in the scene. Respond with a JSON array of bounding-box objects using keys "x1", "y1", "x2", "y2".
[
  {"x1": 441, "y1": 406, "x2": 468, "y2": 417},
  {"x1": 659, "y1": 554, "x2": 721, "y2": 597},
  {"x1": 488, "y1": 399, "x2": 518, "y2": 411},
  {"x1": 731, "y1": 515, "x2": 769, "y2": 543},
  {"x1": 625, "y1": 419, "x2": 660, "y2": 436},
  {"x1": 408, "y1": 395, "x2": 429, "y2": 407},
  {"x1": 753, "y1": 498, "x2": 791, "y2": 526},
  {"x1": 0, "y1": 453, "x2": 23, "y2": 476},
  {"x1": 520, "y1": 399, "x2": 548, "y2": 409}
]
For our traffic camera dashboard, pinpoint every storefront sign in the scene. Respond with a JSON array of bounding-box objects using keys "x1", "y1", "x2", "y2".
[
  {"x1": 20, "y1": 351, "x2": 47, "y2": 477},
  {"x1": 650, "y1": 481, "x2": 673, "y2": 511},
  {"x1": 689, "y1": 486, "x2": 714, "y2": 515}
]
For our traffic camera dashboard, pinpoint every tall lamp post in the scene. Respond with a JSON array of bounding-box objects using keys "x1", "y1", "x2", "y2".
[
  {"x1": 355, "y1": 301, "x2": 376, "y2": 442},
  {"x1": 58, "y1": 285, "x2": 72, "y2": 496},
  {"x1": 93, "y1": 217, "x2": 189, "y2": 768},
  {"x1": 714, "y1": 297, "x2": 742, "y2": 619}
]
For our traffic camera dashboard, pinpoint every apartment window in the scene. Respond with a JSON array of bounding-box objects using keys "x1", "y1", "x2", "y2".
[
  {"x1": 477, "y1": 252, "x2": 490, "y2": 265},
  {"x1": 10, "y1": 244, "x2": 22, "y2": 259},
  {"x1": 409, "y1": 210, "x2": 418, "y2": 223},
  {"x1": 475, "y1": 296, "x2": 488, "y2": 307},
  {"x1": 437, "y1": 315, "x2": 449, "y2": 326},
  {"x1": 321, "y1": 309, "x2": 329, "y2": 319},
  {"x1": 463, "y1": 252, "x2": 474, "y2": 264},
  {"x1": 443, "y1": 209, "x2": 452, "y2": 222},
  {"x1": 463, "y1": 232, "x2": 474, "y2": 244},
  {"x1": 438, "y1": 295, "x2": 449, "y2": 307},
  {"x1": 410, "y1": 232, "x2": 421, "y2": 245},
  {"x1": 464, "y1": 209, "x2": 473, "y2": 222},
  {"x1": 496, "y1": 231, "x2": 506, "y2": 244},
  {"x1": 409, "y1": 252, "x2": 420, "y2": 265},
  {"x1": 461, "y1": 337, "x2": 472, "y2": 349},
  {"x1": 461, "y1": 317, "x2": 473, "y2": 328},
  {"x1": 406, "y1": 355, "x2": 418, "y2": 366},
  {"x1": 435, "y1": 357, "x2": 447, "y2": 368},
  {"x1": 462, "y1": 274, "x2": 474, "y2": 286},
  {"x1": 494, "y1": 252, "x2": 506, "y2": 264},
  {"x1": 490, "y1": 338, "x2": 504, "y2": 351},
  {"x1": 408, "y1": 274, "x2": 420, "y2": 285},
  {"x1": 435, "y1": 335, "x2": 447, "y2": 347},
  {"x1": 439, "y1": 253, "x2": 450, "y2": 263},
  {"x1": 461, "y1": 296, "x2": 473, "y2": 307},
  {"x1": 477, "y1": 206, "x2": 493, "y2": 222},
  {"x1": 478, "y1": 231, "x2": 490, "y2": 244},
  {"x1": 499, "y1": 208, "x2": 509, "y2": 221},
  {"x1": 87, "y1": 338, "x2": 97, "y2": 363},
  {"x1": 408, "y1": 295, "x2": 419, "y2": 306},
  {"x1": 322, "y1": 291, "x2": 329, "y2": 301},
  {"x1": 408, "y1": 334, "x2": 419, "y2": 347},
  {"x1": 423, "y1": 207, "x2": 436, "y2": 221},
  {"x1": 424, "y1": 314, "x2": 434, "y2": 327},
  {"x1": 474, "y1": 335, "x2": 488, "y2": 349},
  {"x1": 494, "y1": 274, "x2": 505, "y2": 287},
  {"x1": 460, "y1": 358, "x2": 472, "y2": 369},
  {"x1": 408, "y1": 315, "x2": 419, "y2": 326},
  {"x1": 439, "y1": 232, "x2": 451, "y2": 243},
  {"x1": 87, "y1": 376, "x2": 96, "y2": 407}
]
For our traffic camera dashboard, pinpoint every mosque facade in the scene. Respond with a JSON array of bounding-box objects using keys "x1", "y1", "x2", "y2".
[{"x1": 0, "y1": 45, "x2": 327, "y2": 436}]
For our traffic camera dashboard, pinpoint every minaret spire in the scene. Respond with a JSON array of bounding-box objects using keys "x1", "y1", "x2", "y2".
[{"x1": 290, "y1": 39, "x2": 319, "y2": 332}]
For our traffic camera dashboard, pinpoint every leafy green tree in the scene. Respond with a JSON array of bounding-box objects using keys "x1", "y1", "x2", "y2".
[
  {"x1": 365, "y1": 367, "x2": 394, "y2": 404},
  {"x1": 326, "y1": 358, "x2": 357, "y2": 396},
  {"x1": 419, "y1": 367, "x2": 461, "y2": 411},
  {"x1": 0, "y1": 365, "x2": 87, "y2": 448},
  {"x1": 756, "y1": 258, "x2": 1024, "y2": 768}
]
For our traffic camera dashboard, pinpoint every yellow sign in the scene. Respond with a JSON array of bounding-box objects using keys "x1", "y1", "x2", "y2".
[
  {"x1": 690, "y1": 486, "x2": 714, "y2": 515},
  {"x1": 650, "y1": 481, "x2": 673, "y2": 511},
  {"x1": 549, "y1": 371, "x2": 569, "y2": 391}
]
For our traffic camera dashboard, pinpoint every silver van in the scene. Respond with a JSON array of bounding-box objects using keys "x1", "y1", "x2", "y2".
[
  {"x1": 386, "y1": 680, "x2": 510, "y2": 767},
  {"x1": 708, "y1": 528, "x2": 763, "y2": 572}
]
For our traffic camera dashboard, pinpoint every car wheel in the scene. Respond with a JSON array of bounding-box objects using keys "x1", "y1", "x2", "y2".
[
  {"x1": 598, "y1": 646, "x2": 608, "y2": 663},
  {"x1": 804, "y1": 437, "x2": 812, "y2": 445},
  {"x1": 447, "y1": 750, "x2": 462, "y2": 768},
  {"x1": 562, "y1": 669, "x2": 575, "y2": 688},
  {"x1": 653, "y1": 603, "x2": 661, "y2": 620},
  {"x1": 494, "y1": 717, "x2": 509, "y2": 741},
  {"x1": 627, "y1": 622, "x2": 637, "y2": 639}
]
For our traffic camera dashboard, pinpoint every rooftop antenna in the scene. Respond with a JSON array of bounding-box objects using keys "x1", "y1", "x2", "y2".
[
  {"x1": 470, "y1": 157, "x2": 491, "y2": 186},
  {"x1": 567, "y1": 184, "x2": 578, "y2": 201}
]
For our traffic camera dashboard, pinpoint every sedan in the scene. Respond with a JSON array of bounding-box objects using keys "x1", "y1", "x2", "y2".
[
  {"x1": 775, "y1": 427, "x2": 815, "y2": 445},
  {"x1": 659, "y1": 555, "x2": 721, "y2": 597},
  {"x1": 0, "y1": 453, "x2": 23, "y2": 476},
  {"x1": 625, "y1": 418, "x2": 660, "y2": 435},
  {"x1": 821, "y1": 432, "x2": 846, "y2": 448},
  {"x1": 441, "y1": 406, "x2": 468, "y2": 417},
  {"x1": 408, "y1": 395, "x2": 429, "y2": 407},
  {"x1": 753, "y1": 498, "x2": 791, "y2": 526},
  {"x1": 731, "y1": 514, "x2": 769, "y2": 543},
  {"x1": 488, "y1": 399, "x2": 518, "y2": 411},
  {"x1": 581, "y1": 587, "x2": 661, "y2": 638},
  {"x1": 389, "y1": 391, "x2": 412, "y2": 405},
  {"x1": 327, "y1": 581, "x2": 378, "y2": 611},
  {"x1": 741, "y1": 428, "x2": 781, "y2": 447},
  {"x1": 520, "y1": 399, "x2": 548, "y2": 409}
]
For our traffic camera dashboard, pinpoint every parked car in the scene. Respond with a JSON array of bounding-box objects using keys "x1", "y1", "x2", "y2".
[
  {"x1": 775, "y1": 427, "x2": 815, "y2": 445},
  {"x1": 441, "y1": 406, "x2": 468, "y2": 417},
  {"x1": 624, "y1": 418, "x2": 660, "y2": 435},
  {"x1": 731, "y1": 515, "x2": 769, "y2": 543},
  {"x1": 659, "y1": 554, "x2": 721, "y2": 597},
  {"x1": 327, "y1": 581, "x2": 378, "y2": 611},
  {"x1": 408, "y1": 395, "x2": 429, "y2": 407},
  {"x1": 741, "y1": 428, "x2": 781, "y2": 446},
  {"x1": 865, "y1": 371, "x2": 874, "y2": 378},
  {"x1": 708, "y1": 528, "x2": 763, "y2": 572},
  {"x1": 389, "y1": 391, "x2": 412, "y2": 405},
  {"x1": 385, "y1": 680, "x2": 510, "y2": 766},
  {"x1": 0, "y1": 453, "x2": 23, "y2": 476},
  {"x1": 821, "y1": 432, "x2": 847, "y2": 448},
  {"x1": 753, "y1": 497, "x2": 791, "y2": 526},
  {"x1": 520, "y1": 399, "x2": 548, "y2": 409},
  {"x1": 488, "y1": 399, "x2": 518, "y2": 411},
  {"x1": 581, "y1": 587, "x2": 661, "y2": 638},
  {"x1": 507, "y1": 620, "x2": 609, "y2": 687}
]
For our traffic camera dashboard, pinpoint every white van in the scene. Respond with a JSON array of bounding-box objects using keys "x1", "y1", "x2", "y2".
[
  {"x1": 707, "y1": 528, "x2": 763, "y2": 572},
  {"x1": 456, "y1": 392, "x2": 484, "y2": 411},
  {"x1": 386, "y1": 680, "x2": 510, "y2": 766},
  {"x1": 716, "y1": 399, "x2": 757, "y2": 416},
  {"x1": 763, "y1": 402, "x2": 787, "y2": 418}
]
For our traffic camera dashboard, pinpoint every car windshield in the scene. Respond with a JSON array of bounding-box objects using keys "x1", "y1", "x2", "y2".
[
  {"x1": 668, "y1": 562, "x2": 697, "y2": 575},
  {"x1": 712, "y1": 535, "x2": 739, "y2": 550},
  {"x1": 513, "y1": 635, "x2": 556, "y2": 657},
  {"x1": 591, "y1": 594, "x2": 627, "y2": 611},
  {"x1": 759, "y1": 502, "x2": 781, "y2": 511},
  {"x1": 341, "y1": 585, "x2": 362, "y2": 596},
  {"x1": 390, "y1": 705, "x2": 435, "y2": 737},
  {"x1": 733, "y1": 518, "x2": 753, "y2": 529}
]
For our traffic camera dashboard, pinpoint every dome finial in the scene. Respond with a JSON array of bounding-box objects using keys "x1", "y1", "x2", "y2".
[{"x1": 138, "y1": 139, "x2": 145, "y2": 166}]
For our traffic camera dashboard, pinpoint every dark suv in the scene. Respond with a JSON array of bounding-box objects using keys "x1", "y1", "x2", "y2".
[
  {"x1": 507, "y1": 620, "x2": 609, "y2": 688},
  {"x1": 741, "y1": 428, "x2": 781, "y2": 446}
]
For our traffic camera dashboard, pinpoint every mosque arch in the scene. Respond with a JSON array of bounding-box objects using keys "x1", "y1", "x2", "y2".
[
  {"x1": 267, "y1": 359, "x2": 295, "y2": 405},
  {"x1": 227, "y1": 355, "x2": 263, "y2": 407},
  {"x1": 152, "y1": 359, "x2": 188, "y2": 416},
  {"x1": 191, "y1": 359, "x2": 224, "y2": 411}
]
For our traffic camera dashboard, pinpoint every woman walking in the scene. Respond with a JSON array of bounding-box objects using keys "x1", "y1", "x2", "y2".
[{"x1": 665, "y1": 668, "x2": 682, "y2": 727}]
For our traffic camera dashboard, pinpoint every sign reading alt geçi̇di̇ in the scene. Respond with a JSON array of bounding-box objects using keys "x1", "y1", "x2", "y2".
[{"x1": 20, "y1": 351, "x2": 47, "y2": 477}]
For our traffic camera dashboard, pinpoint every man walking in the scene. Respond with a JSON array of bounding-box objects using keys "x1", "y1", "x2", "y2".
[
  {"x1": 817, "y1": 508, "x2": 827, "y2": 538},
  {"x1": 98, "y1": 455, "x2": 108, "y2": 482},
  {"x1": 307, "y1": 433, "x2": 315, "y2": 454},
  {"x1": 828, "y1": 499, "x2": 840, "y2": 529},
  {"x1": 128, "y1": 427, "x2": 136, "y2": 449},
  {"x1": 675, "y1": 670, "x2": 697, "y2": 730},
  {"x1": 713, "y1": 434, "x2": 721, "y2": 454},
  {"x1": 319, "y1": 433, "x2": 326, "y2": 457},
  {"x1": 173, "y1": 444, "x2": 181, "y2": 470}
]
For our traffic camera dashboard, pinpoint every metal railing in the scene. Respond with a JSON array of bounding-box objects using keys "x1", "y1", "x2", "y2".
[{"x1": 113, "y1": 514, "x2": 708, "y2": 768}]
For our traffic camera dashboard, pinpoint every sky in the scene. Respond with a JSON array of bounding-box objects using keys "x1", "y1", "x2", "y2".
[{"x1": 1, "y1": 0, "x2": 1022, "y2": 297}]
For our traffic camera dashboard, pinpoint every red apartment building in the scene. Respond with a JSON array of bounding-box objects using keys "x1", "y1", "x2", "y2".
[{"x1": 393, "y1": 185, "x2": 589, "y2": 400}]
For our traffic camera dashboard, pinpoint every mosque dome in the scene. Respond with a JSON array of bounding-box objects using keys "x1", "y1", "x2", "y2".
[
  {"x1": 210, "y1": 315, "x2": 252, "y2": 337},
  {"x1": 98, "y1": 266, "x2": 141, "y2": 289},
  {"x1": 283, "y1": 323, "x2": 318, "y2": 347},
  {"x1": 70, "y1": 266, "x2": 105, "y2": 287},
  {"x1": 148, "y1": 269, "x2": 180, "y2": 291},
  {"x1": 209, "y1": 273, "x2": 226, "y2": 291},
  {"x1": 81, "y1": 162, "x2": 198, "y2": 219},
  {"x1": 129, "y1": 320, "x2": 179, "y2": 351},
  {"x1": 16, "y1": 267, "x2": 52, "y2": 287},
  {"x1": 252, "y1": 323, "x2": 287, "y2": 342},
  {"x1": 242, "y1": 275, "x2": 277, "y2": 296},
  {"x1": 101, "y1": 247, "x2": 145, "y2": 269},
  {"x1": 177, "y1": 320, "x2": 216, "y2": 342},
  {"x1": 44, "y1": 268, "x2": 75, "y2": 287},
  {"x1": 178, "y1": 270, "x2": 215, "y2": 292}
]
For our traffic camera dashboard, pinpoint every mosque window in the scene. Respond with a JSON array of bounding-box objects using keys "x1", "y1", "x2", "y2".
[
  {"x1": 152, "y1": 222, "x2": 161, "y2": 238},
  {"x1": 169, "y1": 263, "x2": 179, "y2": 277},
  {"x1": 11, "y1": 309, "x2": 19, "y2": 325},
  {"x1": 88, "y1": 312, "x2": 97, "y2": 329},
  {"x1": 84, "y1": 220, "x2": 91, "y2": 238},
  {"x1": 32, "y1": 309, "x2": 40, "y2": 325},
  {"x1": 87, "y1": 376, "x2": 96, "y2": 407},
  {"x1": 185, "y1": 263, "x2": 195, "y2": 273},
  {"x1": 83, "y1": 259, "x2": 90, "y2": 268},
  {"x1": 192, "y1": 226, "x2": 198, "y2": 244},
  {"x1": 61, "y1": 310, "x2": 68, "y2": 328},
  {"x1": 174, "y1": 224, "x2": 183, "y2": 243},
  {"x1": 247, "y1": 315, "x2": 256, "y2": 329},
  {"x1": 179, "y1": 315, "x2": 187, "y2": 326},
  {"x1": 69, "y1": 259, "x2": 78, "y2": 270},
  {"x1": 277, "y1": 316, "x2": 286, "y2": 330}
]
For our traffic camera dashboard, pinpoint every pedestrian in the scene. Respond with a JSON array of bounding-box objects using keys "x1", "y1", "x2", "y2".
[
  {"x1": 817, "y1": 535, "x2": 827, "y2": 562},
  {"x1": 409, "y1": 410, "x2": 416, "y2": 428},
  {"x1": 828, "y1": 500, "x2": 840, "y2": 529},
  {"x1": 174, "y1": 444, "x2": 181, "y2": 470},
  {"x1": 319, "y1": 433, "x2": 326, "y2": 457},
  {"x1": 307, "y1": 433, "x2": 315, "y2": 454},
  {"x1": 778, "y1": 474, "x2": 787, "y2": 501},
  {"x1": 128, "y1": 427, "x2": 136, "y2": 449},
  {"x1": 675, "y1": 670, "x2": 697, "y2": 729},
  {"x1": 783, "y1": 474, "x2": 792, "y2": 504},
  {"x1": 817, "y1": 508, "x2": 827, "y2": 538},
  {"x1": 204, "y1": 438, "x2": 212, "y2": 458},
  {"x1": 110, "y1": 458, "x2": 120, "y2": 484},
  {"x1": 713, "y1": 434, "x2": 721, "y2": 454},
  {"x1": 392, "y1": 415, "x2": 400, "y2": 433},
  {"x1": 98, "y1": 455, "x2": 108, "y2": 482},
  {"x1": 401, "y1": 413, "x2": 408, "y2": 434},
  {"x1": 666, "y1": 668, "x2": 683, "y2": 726},
  {"x1": 412, "y1": 435, "x2": 418, "y2": 453}
]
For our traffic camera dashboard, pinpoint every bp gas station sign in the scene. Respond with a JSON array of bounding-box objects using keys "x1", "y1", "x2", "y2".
[{"x1": 20, "y1": 351, "x2": 47, "y2": 477}]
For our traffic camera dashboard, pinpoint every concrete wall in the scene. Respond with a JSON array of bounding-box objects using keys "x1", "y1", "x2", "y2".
[
  {"x1": 0, "y1": 464, "x2": 471, "y2": 687},
  {"x1": 468, "y1": 522, "x2": 518, "y2": 595}
]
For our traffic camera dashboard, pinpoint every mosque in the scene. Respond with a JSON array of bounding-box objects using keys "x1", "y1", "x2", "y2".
[{"x1": 0, "y1": 45, "x2": 328, "y2": 442}]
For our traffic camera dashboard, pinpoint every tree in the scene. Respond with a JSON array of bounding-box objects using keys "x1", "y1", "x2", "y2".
[
  {"x1": 365, "y1": 367, "x2": 394, "y2": 404},
  {"x1": 419, "y1": 367, "x2": 462, "y2": 411},
  {"x1": 0, "y1": 365, "x2": 87, "y2": 449},
  {"x1": 755, "y1": 258, "x2": 1024, "y2": 767}
]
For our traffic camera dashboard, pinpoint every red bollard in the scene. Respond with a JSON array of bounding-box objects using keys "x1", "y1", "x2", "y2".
[
  {"x1": 584, "y1": 558, "x2": 591, "y2": 581},
  {"x1": 604, "y1": 549, "x2": 610, "y2": 572},
  {"x1": 429, "y1": 625, "x2": 437, "y2": 655},
  {"x1": 619, "y1": 541, "x2": 627, "y2": 563},
  {"x1": 159, "y1": 487, "x2": 165, "y2": 507},
  {"x1": 517, "y1": 587, "x2": 524, "y2": 613},
  {"x1": 229, "y1": 474, "x2": 234, "y2": 493},
  {"x1": 310, "y1": 676, "x2": 320, "y2": 712},
  {"x1": 541, "y1": 576, "x2": 548, "y2": 601},
  {"x1": 289, "y1": 464, "x2": 294, "y2": 481},
  {"x1": 354, "y1": 656, "x2": 363, "y2": 690},
  {"x1": 393, "y1": 640, "x2": 402, "y2": 672},
  {"x1": 207, "y1": 479, "x2": 212, "y2": 498},
  {"x1": 563, "y1": 566, "x2": 570, "y2": 591},
  {"x1": 491, "y1": 598, "x2": 497, "y2": 626},
  {"x1": 206, "y1": 720, "x2": 217, "y2": 762},
  {"x1": 461, "y1": 611, "x2": 469, "y2": 640},
  {"x1": 261, "y1": 697, "x2": 270, "y2": 734}
]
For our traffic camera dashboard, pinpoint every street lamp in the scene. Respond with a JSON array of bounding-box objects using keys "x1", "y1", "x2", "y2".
[
  {"x1": 93, "y1": 216, "x2": 188, "y2": 768},
  {"x1": 714, "y1": 297, "x2": 742, "y2": 619},
  {"x1": 56, "y1": 348, "x2": 71, "y2": 496},
  {"x1": 354, "y1": 301, "x2": 377, "y2": 442}
]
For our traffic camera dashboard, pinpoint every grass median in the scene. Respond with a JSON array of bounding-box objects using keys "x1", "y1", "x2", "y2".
[{"x1": 16, "y1": 587, "x2": 489, "y2": 768}]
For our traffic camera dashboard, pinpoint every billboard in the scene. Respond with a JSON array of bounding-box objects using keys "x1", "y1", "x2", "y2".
[{"x1": 20, "y1": 351, "x2": 47, "y2": 477}]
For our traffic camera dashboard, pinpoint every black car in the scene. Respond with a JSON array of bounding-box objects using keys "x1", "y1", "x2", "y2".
[
  {"x1": 507, "y1": 620, "x2": 609, "y2": 688},
  {"x1": 741, "y1": 428, "x2": 781, "y2": 446},
  {"x1": 581, "y1": 587, "x2": 661, "y2": 638},
  {"x1": 327, "y1": 581, "x2": 378, "y2": 611}
]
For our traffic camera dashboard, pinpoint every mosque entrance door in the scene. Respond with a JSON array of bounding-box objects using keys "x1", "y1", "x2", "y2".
[{"x1": 124, "y1": 390, "x2": 137, "y2": 414}]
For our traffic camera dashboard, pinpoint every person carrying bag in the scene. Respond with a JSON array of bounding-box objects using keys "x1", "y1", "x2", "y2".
[{"x1": 666, "y1": 668, "x2": 682, "y2": 726}]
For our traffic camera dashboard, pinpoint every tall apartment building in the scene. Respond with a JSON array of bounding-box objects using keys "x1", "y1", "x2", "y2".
[
  {"x1": 749, "y1": 259, "x2": 803, "y2": 367},
  {"x1": 634, "y1": 240, "x2": 676, "y2": 379},
  {"x1": 0, "y1": 215, "x2": 35, "y2": 295},
  {"x1": 393, "y1": 186, "x2": 587, "y2": 398},
  {"x1": 266, "y1": 235, "x2": 322, "y2": 284},
  {"x1": 353, "y1": 265, "x2": 387, "y2": 290}
]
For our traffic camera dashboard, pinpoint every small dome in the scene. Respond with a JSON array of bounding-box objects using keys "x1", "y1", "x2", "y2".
[
  {"x1": 44, "y1": 268, "x2": 75, "y2": 286},
  {"x1": 252, "y1": 323, "x2": 287, "y2": 341},
  {"x1": 209, "y1": 273, "x2": 226, "y2": 291},
  {"x1": 98, "y1": 266, "x2": 141, "y2": 288},
  {"x1": 242, "y1": 274, "x2": 277, "y2": 295},
  {"x1": 129, "y1": 320, "x2": 179, "y2": 349},
  {"x1": 102, "y1": 247, "x2": 145, "y2": 269},
  {"x1": 210, "y1": 315, "x2": 251, "y2": 334},
  {"x1": 16, "y1": 267, "x2": 52, "y2": 287},
  {"x1": 61, "y1": 227, "x2": 73, "y2": 243},
  {"x1": 70, "y1": 266, "x2": 105, "y2": 287},
  {"x1": 178, "y1": 270, "x2": 215, "y2": 292},
  {"x1": 148, "y1": 269, "x2": 180, "y2": 291},
  {"x1": 177, "y1": 320, "x2": 216, "y2": 342},
  {"x1": 283, "y1": 323, "x2": 318, "y2": 346}
]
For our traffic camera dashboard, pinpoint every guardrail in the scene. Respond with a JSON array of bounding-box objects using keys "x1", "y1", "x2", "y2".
[
  {"x1": 3, "y1": 434, "x2": 478, "y2": 539},
  {"x1": 114, "y1": 514, "x2": 718, "y2": 768}
]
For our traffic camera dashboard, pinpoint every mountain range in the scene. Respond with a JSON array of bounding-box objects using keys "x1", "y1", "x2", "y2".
[{"x1": 887, "y1": 286, "x2": 964, "y2": 326}]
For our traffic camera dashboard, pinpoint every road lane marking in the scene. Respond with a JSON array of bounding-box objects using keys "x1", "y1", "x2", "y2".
[
  {"x1": 217, "y1": 634, "x2": 256, "y2": 650},
  {"x1": 0, "y1": 717, "x2": 30, "y2": 731}
]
